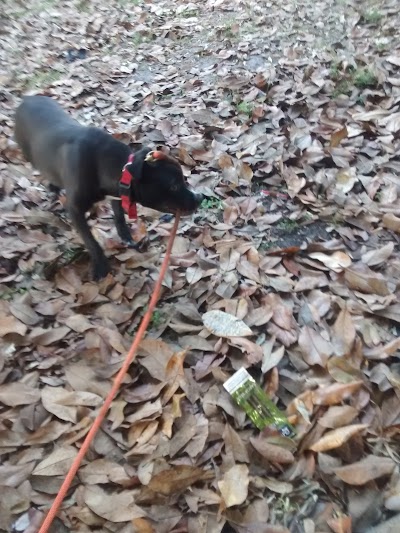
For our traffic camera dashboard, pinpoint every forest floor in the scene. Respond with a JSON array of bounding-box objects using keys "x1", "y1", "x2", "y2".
[{"x1": 1, "y1": 0, "x2": 400, "y2": 532}]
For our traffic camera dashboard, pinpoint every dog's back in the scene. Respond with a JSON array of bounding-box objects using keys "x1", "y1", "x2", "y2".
[{"x1": 15, "y1": 96, "x2": 83, "y2": 186}]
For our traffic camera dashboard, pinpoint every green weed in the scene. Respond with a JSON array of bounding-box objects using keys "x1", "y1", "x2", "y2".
[
  {"x1": 236, "y1": 101, "x2": 254, "y2": 116},
  {"x1": 26, "y1": 70, "x2": 62, "y2": 89},
  {"x1": 150, "y1": 310, "x2": 163, "y2": 328},
  {"x1": 277, "y1": 218, "x2": 299, "y2": 231},
  {"x1": 361, "y1": 9, "x2": 383, "y2": 24},
  {"x1": 201, "y1": 198, "x2": 223, "y2": 210},
  {"x1": 353, "y1": 68, "x2": 378, "y2": 88}
]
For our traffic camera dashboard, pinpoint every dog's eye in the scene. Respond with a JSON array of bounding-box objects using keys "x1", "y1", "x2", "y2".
[{"x1": 171, "y1": 184, "x2": 179, "y2": 192}]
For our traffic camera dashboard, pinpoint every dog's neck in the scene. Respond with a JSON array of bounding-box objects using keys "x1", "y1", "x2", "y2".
[{"x1": 97, "y1": 136, "x2": 135, "y2": 199}]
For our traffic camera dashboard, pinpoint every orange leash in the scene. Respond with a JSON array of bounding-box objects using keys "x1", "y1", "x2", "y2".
[{"x1": 38, "y1": 214, "x2": 180, "y2": 533}]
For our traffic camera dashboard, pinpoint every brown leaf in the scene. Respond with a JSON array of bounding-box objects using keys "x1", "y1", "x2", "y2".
[
  {"x1": 312, "y1": 381, "x2": 363, "y2": 406},
  {"x1": 84, "y1": 485, "x2": 146, "y2": 522},
  {"x1": 0, "y1": 462, "x2": 35, "y2": 487},
  {"x1": 335, "y1": 456, "x2": 395, "y2": 485},
  {"x1": 41, "y1": 386, "x2": 102, "y2": 423},
  {"x1": 318, "y1": 405, "x2": 359, "y2": 429},
  {"x1": 223, "y1": 424, "x2": 250, "y2": 464},
  {"x1": 330, "y1": 126, "x2": 348, "y2": 148},
  {"x1": 345, "y1": 264, "x2": 392, "y2": 296},
  {"x1": 309, "y1": 424, "x2": 368, "y2": 452},
  {"x1": 0, "y1": 316, "x2": 27, "y2": 337},
  {"x1": 161, "y1": 350, "x2": 187, "y2": 404},
  {"x1": 326, "y1": 515, "x2": 352, "y2": 533},
  {"x1": 0, "y1": 382, "x2": 40, "y2": 406},
  {"x1": 95, "y1": 303, "x2": 133, "y2": 324},
  {"x1": 29, "y1": 326, "x2": 70, "y2": 346},
  {"x1": 250, "y1": 438, "x2": 295, "y2": 464},
  {"x1": 298, "y1": 326, "x2": 333, "y2": 366},
  {"x1": 331, "y1": 307, "x2": 356, "y2": 356},
  {"x1": 361, "y1": 242, "x2": 395, "y2": 267},
  {"x1": 9, "y1": 302, "x2": 40, "y2": 326},
  {"x1": 64, "y1": 314, "x2": 93, "y2": 333},
  {"x1": 79, "y1": 459, "x2": 131, "y2": 485},
  {"x1": 32, "y1": 446, "x2": 76, "y2": 476},
  {"x1": 148, "y1": 465, "x2": 213, "y2": 495}
]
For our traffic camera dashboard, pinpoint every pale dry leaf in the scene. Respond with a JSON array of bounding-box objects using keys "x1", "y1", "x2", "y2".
[
  {"x1": 309, "y1": 424, "x2": 368, "y2": 452},
  {"x1": 0, "y1": 382, "x2": 40, "y2": 406},
  {"x1": 318, "y1": 405, "x2": 359, "y2": 429},
  {"x1": 361, "y1": 242, "x2": 395, "y2": 267},
  {"x1": 9, "y1": 302, "x2": 40, "y2": 326},
  {"x1": 335, "y1": 456, "x2": 395, "y2": 485},
  {"x1": 345, "y1": 265, "x2": 392, "y2": 296},
  {"x1": 298, "y1": 326, "x2": 333, "y2": 366},
  {"x1": 218, "y1": 464, "x2": 249, "y2": 507},
  {"x1": 312, "y1": 381, "x2": 364, "y2": 406},
  {"x1": 32, "y1": 446, "x2": 77, "y2": 476},
  {"x1": 250, "y1": 438, "x2": 295, "y2": 464},
  {"x1": 382, "y1": 213, "x2": 400, "y2": 233},
  {"x1": 331, "y1": 307, "x2": 356, "y2": 356},
  {"x1": 0, "y1": 316, "x2": 27, "y2": 337},
  {"x1": 308, "y1": 251, "x2": 352, "y2": 272},
  {"x1": 41, "y1": 386, "x2": 102, "y2": 423},
  {"x1": 79, "y1": 459, "x2": 130, "y2": 485},
  {"x1": 84, "y1": 485, "x2": 146, "y2": 522},
  {"x1": 202, "y1": 310, "x2": 253, "y2": 338}
]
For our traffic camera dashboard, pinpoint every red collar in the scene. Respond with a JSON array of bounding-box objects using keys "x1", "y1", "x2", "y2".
[{"x1": 119, "y1": 153, "x2": 137, "y2": 220}]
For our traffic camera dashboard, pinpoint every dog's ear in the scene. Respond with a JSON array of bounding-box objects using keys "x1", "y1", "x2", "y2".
[
  {"x1": 127, "y1": 147, "x2": 152, "y2": 181},
  {"x1": 144, "y1": 149, "x2": 181, "y2": 169}
]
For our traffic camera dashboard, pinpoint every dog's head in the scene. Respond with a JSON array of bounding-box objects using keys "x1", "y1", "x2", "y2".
[{"x1": 127, "y1": 147, "x2": 203, "y2": 216}]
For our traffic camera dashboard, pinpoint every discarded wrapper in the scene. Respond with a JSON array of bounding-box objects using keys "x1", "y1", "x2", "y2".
[{"x1": 223, "y1": 367, "x2": 296, "y2": 438}]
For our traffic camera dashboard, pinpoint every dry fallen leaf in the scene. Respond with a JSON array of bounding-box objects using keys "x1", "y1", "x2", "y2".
[
  {"x1": 309, "y1": 424, "x2": 368, "y2": 452},
  {"x1": 334, "y1": 456, "x2": 395, "y2": 485},
  {"x1": 250, "y1": 438, "x2": 295, "y2": 464},
  {"x1": 84, "y1": 485, "x2": 146, "y2": 522},
  {"x1": 298, "y1": 326, "x2": 333, "y2": 366},
  {"x1": 361, "y1": 242, "x2": 395, "y2": 267},
  {"x1": 0, "y1": 382, "x2": 40, "y2": 406},
  {"x1": 330, "y1": 126, "x2": 348, "y2": 148},
  {"x1": 41, "y1": 386, "x2": 102, "y2": 423},
  {"x1": 218, "y1": 464, "x2": 249, "y2": 507},
  {"x1": 32, "y1": 446, "x2": 77, "y2": 476},
  {"x1": 312, "y1": 381, "x2": 364, "y2": 406},
  {"x1": 147, "y1": 465, "x2": 213, "y2": 495},
  {"x1": 308, "y1": 251, "x2": 352, "y2": 272},
  {"x1": 0, "y1": 316, "x2": 27, "y2": 337},
  {"x1": 202, "y1": 310, "x2": 253, "y2": 338}
]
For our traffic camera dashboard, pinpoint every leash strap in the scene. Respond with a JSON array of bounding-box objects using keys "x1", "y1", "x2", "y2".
[{"x1": 119, "y1": 153, "x2": 138, "y2": 220}]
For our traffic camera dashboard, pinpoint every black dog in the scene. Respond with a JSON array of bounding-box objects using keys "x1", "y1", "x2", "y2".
[{"x1": 14, "y1": 96, "x2": 203, "y2": 280}]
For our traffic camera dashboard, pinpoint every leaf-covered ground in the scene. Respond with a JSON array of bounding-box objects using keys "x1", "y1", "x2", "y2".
[{"x1": 1, "y1": 0, "x2": 400, "y2": 531}]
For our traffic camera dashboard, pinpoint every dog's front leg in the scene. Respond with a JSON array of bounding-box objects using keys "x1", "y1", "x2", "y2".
[
  {"x1": 111, "y1": 199, "x2": 136, "y2": 247},
  {"x1": 68, "y1": 203, "x2": 110, "y2": 281}
]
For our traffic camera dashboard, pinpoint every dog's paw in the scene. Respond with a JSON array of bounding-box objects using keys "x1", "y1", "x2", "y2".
[
  {"x1": 160, "y1": 214, "x2": 174, "y2": 223},
  {"x1": 122, "y1": 237, "x2": 137, "y2": 248},
  {"x1": 134, "y1": 238, "x2": 150, "y2": 252},
  {"x1": 92, "y1": 261, "x2": 111, "y2": 281}
]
